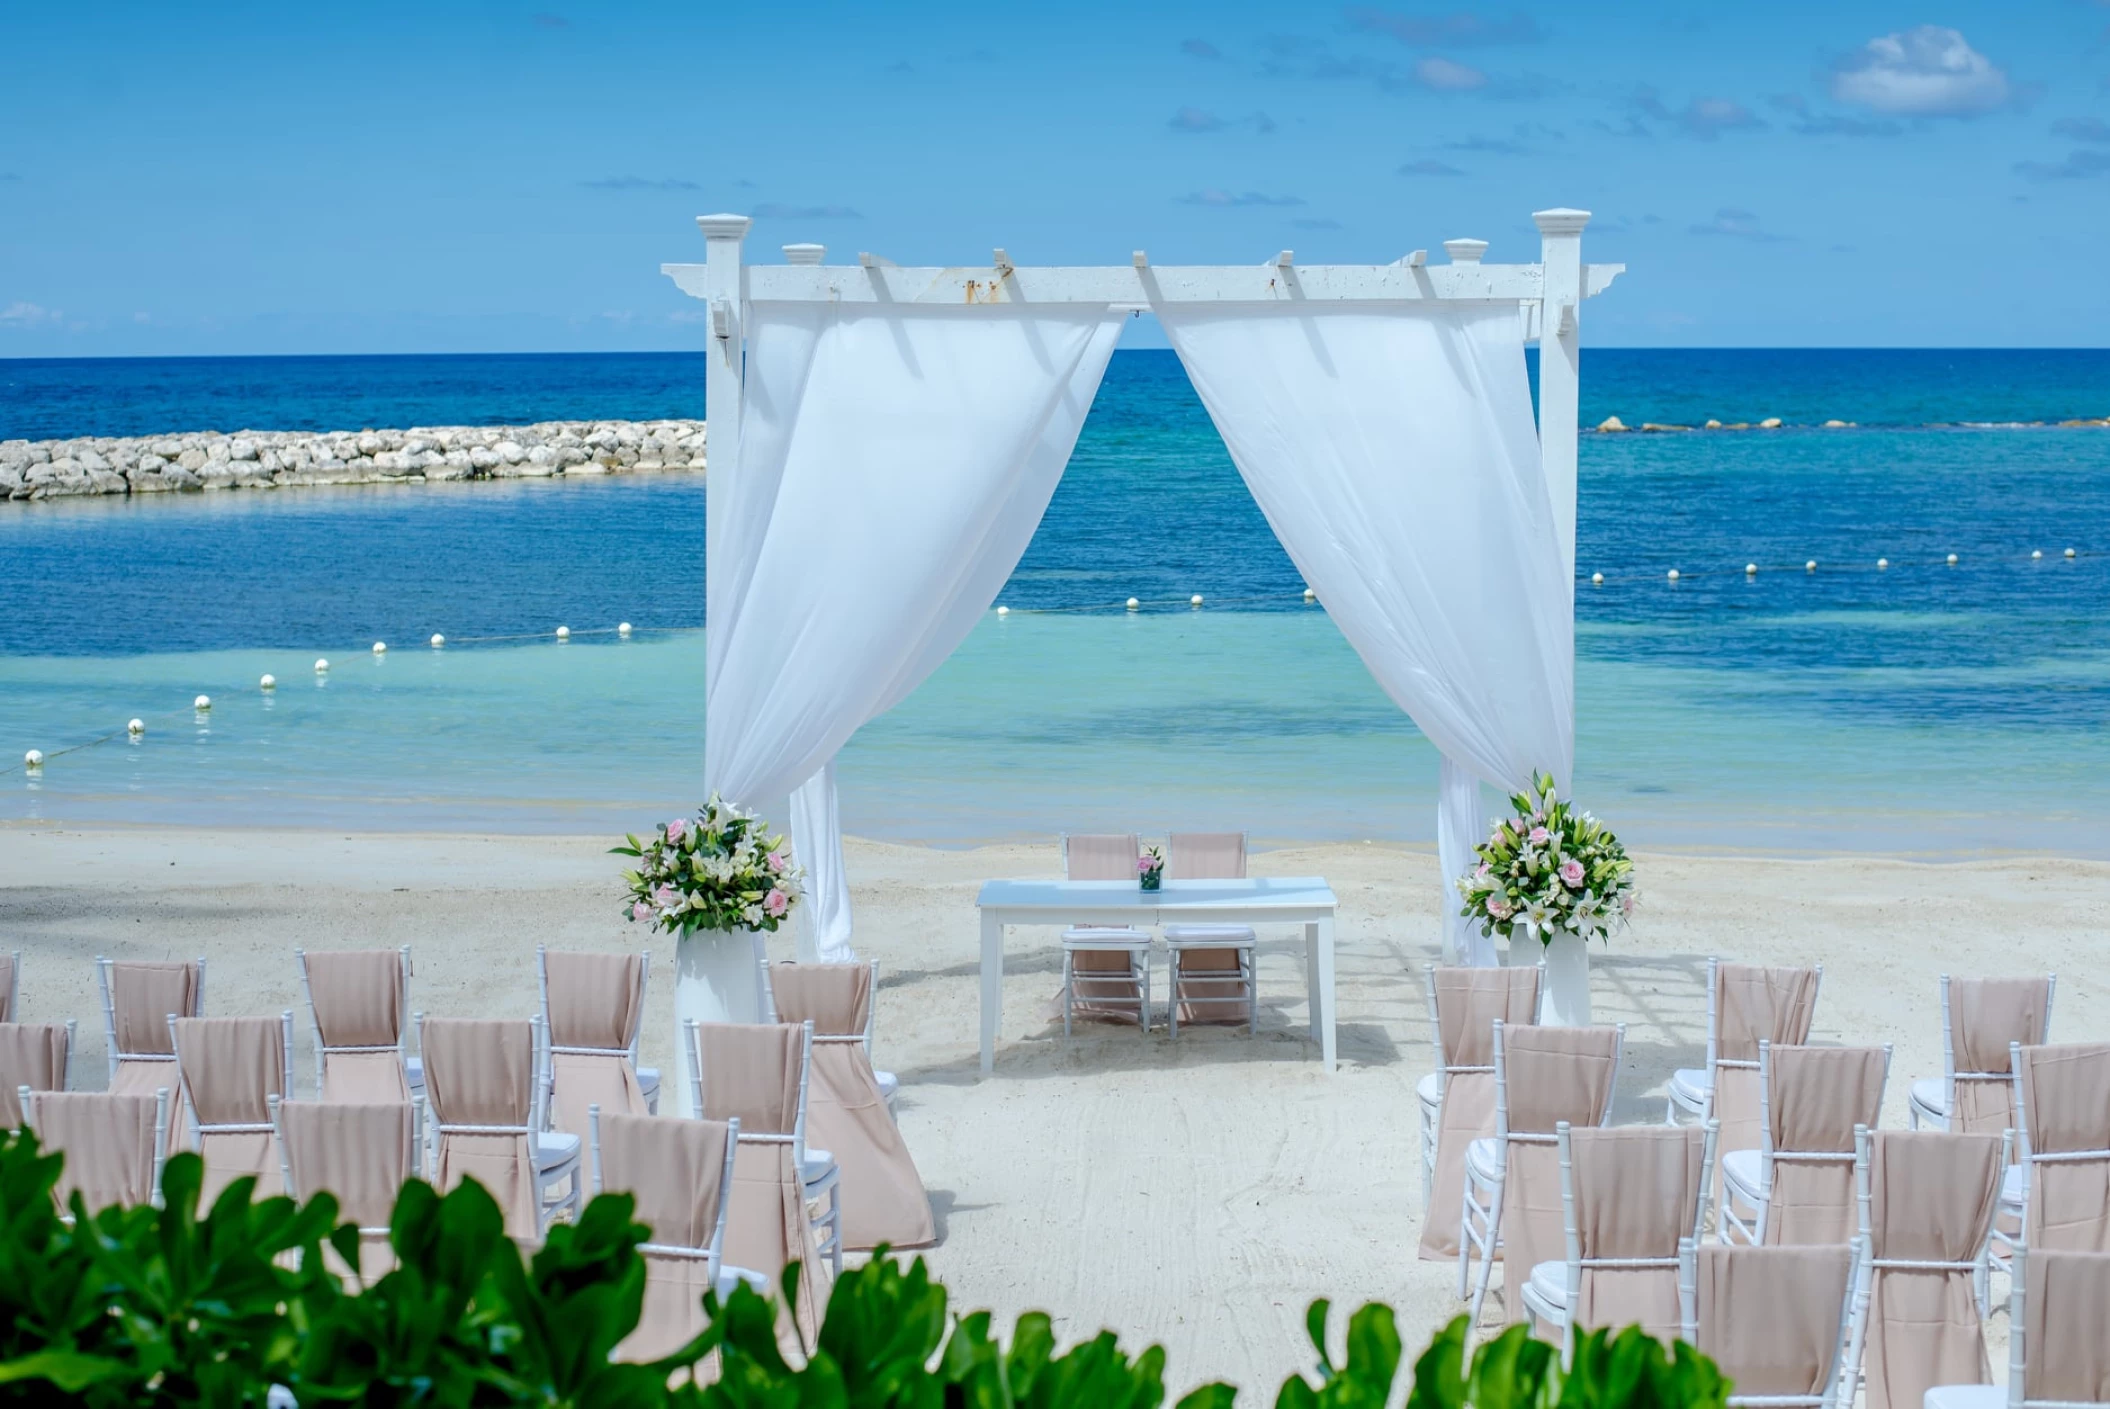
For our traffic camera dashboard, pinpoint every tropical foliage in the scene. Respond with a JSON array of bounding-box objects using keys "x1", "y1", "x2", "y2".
[
  {"x1": 1456, "y1": 771, "x2": 1636, "y2": 946},
  {"x1": 613, "y1": 794, "x2": 804, "y2": 937}
]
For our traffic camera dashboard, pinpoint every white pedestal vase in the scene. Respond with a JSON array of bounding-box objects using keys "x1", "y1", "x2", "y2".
[
  {"x1": 672, "y1": 928, "x2": 765, "y2": 1117},
  {"x1": 1535, "y1": 928, "x2": 1592, "y2": 1026}
]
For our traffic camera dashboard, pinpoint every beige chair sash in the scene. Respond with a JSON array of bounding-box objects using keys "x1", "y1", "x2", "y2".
[
  {"x1": 1692, "y1": 1243, "x2": 1855, "y2": 1398},
  {"x1": 2025, "y1": 1248, "x2": 2110, "y2": 1405},
  {"x1": 598, "y1": 1112, "x2": 734, "y2": 1364},
  {"x1": 1500, "y1": 1024, "x2": 1622, "y2": 1322},
  {"x1": 1568, "y1": 1125, "x2": 1708, "y2": 1340},
  {"x1": 1416, "y1": 968, "x2": 1542, "y2": 1261},
  {"x1": 0, "y1": 1022, "x2": 69, "y2": 1128},
  {"x1": 422, "y1": 1018, "x2": 539, "y2": 1239},
  {"x1": 1862, "y1": 1131, "x2": 2002, "y2": 1409},
  {"x1": 1947, "y1": 978, "x2": 2050, "y2": 1137},
  {"x1": 38, "y1": 1091, "x2": 164, "y2": 1211},
  {"x1": 171, "y1": 1016, "x2": 288, "y2": 1203},
  {"x1": 2018, "y1": 1043, "x2": 2110, "y2": 1253},
  {"x1": 1761, "y1": 1044, "x2": 1887, "y2": 1246}
]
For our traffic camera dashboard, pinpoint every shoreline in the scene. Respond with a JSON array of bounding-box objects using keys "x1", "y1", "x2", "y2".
[{"x1": 1, "y1": 418, "x2": 705, "y2": 501}]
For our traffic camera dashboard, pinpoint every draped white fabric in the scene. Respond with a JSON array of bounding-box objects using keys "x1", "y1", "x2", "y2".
[
  {"x1": 1157, "y1": 302, "x2": 1572, "y2": 965},
  {"x1": 1437, "y1": 758, "x2": 1494, "y2": 965},
  {"x1": 707, "y1": 303, "x2": 1125, "y2": 960}
]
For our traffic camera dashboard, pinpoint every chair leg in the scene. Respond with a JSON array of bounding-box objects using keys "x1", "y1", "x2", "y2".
[
  {"x1": 1167, "y1": 949, "x2": 1178, "y2": 1039},
  {"x1": 1063, "y1": 952, "x2": 1074, "y2": 1038},
  {"x1": 1246, "y1": 949, "x2": 1257, "y2": 1036},
  {"x1": 1140, "y1": 949, "x2": 1151, "y2": 1035},
  {"x1": 1467, "y1": 1172, "x2": 1507, "y2": 1327}
]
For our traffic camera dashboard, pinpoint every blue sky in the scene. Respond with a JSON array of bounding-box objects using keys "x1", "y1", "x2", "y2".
[{"x1": 2, "y1": 1, "x2": 2107, "y2": 355}]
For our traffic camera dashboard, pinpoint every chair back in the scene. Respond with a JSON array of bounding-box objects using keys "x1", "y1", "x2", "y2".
[
  {"x1": 0, "y1": 951, "x2": 17, "y2": 1022},
  {"x1": 1501, "y1": 1022, "x2": 1623, "y2": 1138},
  {"x1": 99, "y1": 957, "x2": 204, "y2": 1078},
  {"x1": 2014, "y1": 1042, "x2": 2110, "y2": 1251},
  {"x1": 593, "y1": 1109, "x2": 739, "y2": 1254},
  {"x1": 1711, "y1": 963, "x2": 1821, "y2": 1174},
  {"x1": 1859, "y1": 1130, "x2": 2006, "y2": 1409},
  {"x1": 1428, "y1": 966, "x2": 1541, "y2": 1073},
  {"x1": 1943, "y1": 975, "x2": 2054, "y2": 1137},
  {"x1": 538, "y1": 949, "x2": 651, "y2": 1134},
  {"x1": 0, "y1": 1021, "x2": 72, "y2": 1127},
  {"x1": 2018, "y1": 1245, "x2": 2110, "y2": 1408},
  {"x1": 1165, "y1": 832, "x2": 1246, "y2": 880},
  {"x1": 419, "y1": 1015, "x2": 542, "y2": 1238},
  {"x1": 1758, "y1": 1042, "x2": 1890, "y2": 1245},
  {"x1": 541, "y1": 949, "x2": 648, "y2": 1054},
  {"x1": 300, "y1": 947, "x2": 411, "y2": 1102},
  {"x1": 170, "y1": 1014, "x2": 293, "y2": 1199},
  {"x1": 275, "y1": 1099, "x2": 420, "y2": 1229},
  {"x1": 1063, "y1": 833, "x2": 1138, "y2": 880},
  {"x1": 27, "y1": 1089, "x2": 169, "y2": 1211},
  {"x1": 770, "y1": 962, "x2": 874, "y2": 1042},
  {"x1": 1684, "y1": 1241, "x2": 1859, "y2": 1406},
  {"x1": 687, "y1": 1020, "x2": 809, "y2": 1145},
  {"x1": 1560, "y1": 1122, "x2": 1714, "y2": 1345}
]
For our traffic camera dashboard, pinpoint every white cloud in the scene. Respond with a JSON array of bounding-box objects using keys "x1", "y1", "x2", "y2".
[
  {"x1": 1830, "y1": 26, "x2": 2009, "y2": 117},
  {"x1": 1414, "y1": 56, "x2": 1486, "y2": 91},
  {"x1": 0, "y1": 301, "x2": 58, "y2": 327}
]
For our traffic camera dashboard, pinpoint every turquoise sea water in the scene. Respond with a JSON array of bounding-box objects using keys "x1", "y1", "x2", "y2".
[{"x1": 4, "y1": 350, "x2": 2108, "y2": 854}]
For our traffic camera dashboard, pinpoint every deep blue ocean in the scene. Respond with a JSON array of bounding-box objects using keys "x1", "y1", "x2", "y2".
[{"x1": 3, "y1": 349, "x2": 2107, "y2": 853}]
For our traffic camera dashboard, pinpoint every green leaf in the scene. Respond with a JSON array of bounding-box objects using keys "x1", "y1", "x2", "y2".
[{"x1": 0, "y1": 1349, "x2": 129, "y2": 1390}]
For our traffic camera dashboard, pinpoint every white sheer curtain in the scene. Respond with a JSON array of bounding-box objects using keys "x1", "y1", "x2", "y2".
[
  {"x1": 1157, "y1": 301, "x2": 1572, "y2": 966},
  {"x1": 708, "y1": 303, "x2": 1124, "y2": 960}
]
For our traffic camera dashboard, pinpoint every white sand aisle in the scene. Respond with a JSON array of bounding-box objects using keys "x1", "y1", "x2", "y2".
[{"x1": 3, "y1": 826, "x2": 2103, "y2": 1398}]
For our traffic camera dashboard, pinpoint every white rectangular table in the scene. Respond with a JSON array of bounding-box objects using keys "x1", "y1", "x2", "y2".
[{"x1": 973, "y1": 877, "x2": 1340, "y2": 1075}]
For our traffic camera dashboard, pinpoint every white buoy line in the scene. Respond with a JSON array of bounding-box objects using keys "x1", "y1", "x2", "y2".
[
  {"x1": 7, "y1": 620, "x2": 670, "y2": 777},
  {"x1": 1591, "y1": 547, "x2": 2091, "y2": 585}
]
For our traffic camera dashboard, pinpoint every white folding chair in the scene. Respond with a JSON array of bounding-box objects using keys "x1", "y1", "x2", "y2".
[
  {"x1": 1058, "y1": 833, "x2": 1153, "y2": 1035},
  {"x1": 96, "y1": 955, "x2": 205, "y2": 1091},
  {"x1": 1910, "y1": 975, "x2": 2055, "y2": 1131},
  {"x1": 1720, "y1": 1041, "x2": 1890, "y2": 1246},
  {"x1": 685, "y1": 1017, "x2": 843, "y2": 1277},
  {"x1": 297, "y1": 946, "x2": 413, "y2": 1102},
  {"x1": 1162, "y1": 831, "x2": 1258, "y2": 1038},
  {"x1": 1679, "y1": 1236, "x2": 1868, "y2": 1409},
  {"x1": 759, "y1": 951, "x2": 897, "y2": 1113},
  {"x1": 1, "y1": 1019, "x2": 76, "y2": 1129},
  {"x1": 20, "y1": 1085, "x2": 171, "y2": 1211},
  {"x1": 1924, "y1": 1245, "x2": 2110, "y2": 1409},
  {"x1": 537, "y1": 945, "x2": 659, "y2": 1117},
  {"x1": 1458, "y1": 1019, "x2": 1626, "y2": 1327},
  {"x1": 1667, "y1": 959, "x2": 1824, "y2": 1127},
  {"x1": 589, "y1": 1104, "x2": 750, "y2": 1296},
  {"x1": 415, "y1": 1012, "x2": 581, "y2": 1231},
  {"x1": 1996, "y1": 1042, "x2": 2110, "y2": 1282}
]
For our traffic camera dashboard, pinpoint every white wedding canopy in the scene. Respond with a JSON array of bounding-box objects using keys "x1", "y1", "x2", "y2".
[{"x1": 664, "y1": 213, "x2": 1622, "y2": 1002}]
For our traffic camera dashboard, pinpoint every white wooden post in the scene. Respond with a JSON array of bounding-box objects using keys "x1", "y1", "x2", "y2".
[{"x1": 1532, "y1": 208, "x2": 1588, "y2": 586}]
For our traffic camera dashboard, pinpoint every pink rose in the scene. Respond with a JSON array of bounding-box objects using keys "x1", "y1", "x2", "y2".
[
  {"x1": 766, "y1": 851, "x2": 787, "y2": 874},
  {"x1": 1529, "y1": 826, "x2": 1551, "y2": 846},
  {"x1": 764, "y1": 888, "x2": 789, "y2": 918},
  {"x1": 665, "y1": 817, "x2": 690, "y2": 843},
  {"x1": 1558, "y1": 858, "x2": 1585, "y2": 888},
  {"x1": 630, "y1": 901, "x2": 652, "y2": 923}
]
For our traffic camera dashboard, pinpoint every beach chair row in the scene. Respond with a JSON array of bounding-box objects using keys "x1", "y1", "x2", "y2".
[{"x1": 1417, "y1": 960, "x2": 2106, "y2": 1409}]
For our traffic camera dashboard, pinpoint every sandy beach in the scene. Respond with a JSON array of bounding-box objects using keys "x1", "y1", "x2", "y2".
[{"x1": 3, "y1": 825, "x2": 2101, "y2": 1397}]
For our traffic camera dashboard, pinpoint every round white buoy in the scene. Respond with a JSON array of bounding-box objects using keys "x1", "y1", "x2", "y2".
[
  {"x1": 430, "y1": 633, "x2": 445, "y2": 648},
  {"x1": 128, "y1": 719, "x2": 144, "y2": 735},
  {"x1": 194, "y1": 695, "x2": 211, "y2": 711},
  {"x1": 1190, "y1": 594, "x2": 1204, "y2": 607},
  {"x1": 23, "y1": 750, "x2": 41, "y2": 768},
  {"x1": 1666, "y1": 569, "x2": 1680, "y2": 582},
  {"x1": 2032, "y1": 550, "x2": 2043, "y2": 560},
  {"x1": 2066, "y1": 548, "x2": 2077, "y2": 558},
  {"x1": 260, "y1": 674, "x2": 276, "y2": 690},
  {"x1": 1947, "y1": 553, "x2": 1959, "y2": 566},
  {"x1": 556, "y1": 626, "x2": 570, "y2": 640},
  {"x1": 618, "y1": 622, "x2": 632, "y2": 637},
  {"x1": 995, "y1": 605, "x2": 1010, "y2": 617},
  {"x1": 1591, "y1": 572, "x2": 1604, "y2": 585},
  {"x1": 1745, "y1": 563, "x2": 1757, "y2": 575},
  {"x1": 1877, "y1": 558, "x2": 1889, "y2": 570},
  {"x1": 315, "y1": 658, "x2": 330, "y2": 673},
  {"x1": 372, "y1": 641, "x2": 387, "y2": 654},
  {"x1": 1126, "y1": 597, "x2": 1140, "y2": 610},
  {"x1": 1302, "y1": 587, "x2": 1316, "y2": 602},
  {"x1": 1806, "y1": 561, "x2": 1817, "y2": 572}
]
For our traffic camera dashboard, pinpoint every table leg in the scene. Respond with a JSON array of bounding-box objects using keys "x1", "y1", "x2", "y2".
[
  {"x1": 979, "y1": 910, "x2": 1002, "y2": 1077},
  {"x1": 1316, "y1": 915, "x2": 1333, "y2": 1067}
]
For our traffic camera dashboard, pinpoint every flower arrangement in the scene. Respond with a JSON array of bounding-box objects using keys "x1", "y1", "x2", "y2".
[
  {"x1": 1456, "y1": 771, "x2": 1635, "y2": 945},
  {"x1": 612, "y1": 794, "x2": 804, "y2": 936},
  {"x1": 1138, "y1": 846, "x2": 1165, "y2": 892}
]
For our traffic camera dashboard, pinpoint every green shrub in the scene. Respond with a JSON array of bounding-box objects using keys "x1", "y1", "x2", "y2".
[{"x1": 0, "y1": 1129, "x2": 1731, "y2": 1407}]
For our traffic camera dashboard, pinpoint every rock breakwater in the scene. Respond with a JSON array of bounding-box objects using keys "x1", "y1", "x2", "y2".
[{"x1": 0, "y1": 419, "x2": 707, "y2": 501}]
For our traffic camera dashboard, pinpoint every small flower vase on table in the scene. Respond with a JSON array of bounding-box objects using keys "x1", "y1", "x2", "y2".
[
  {"x1": 612, "y1": 796, "x2": 804, "y2": 1116},
  {"x1": 1138, "y1": 846, "x2": 1164, "y2": 892},
  {"x1": 1454, "y1": 771, "x2": 1635, "y2": 1028}
]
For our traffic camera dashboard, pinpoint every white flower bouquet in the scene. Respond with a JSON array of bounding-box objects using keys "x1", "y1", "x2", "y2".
[
  {"x1": 613, "y1": 794, "x2": 804, "y2": 937},
  {"x1": 1456, "y1": 771, "x2": 1635, "y2": 945}
]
